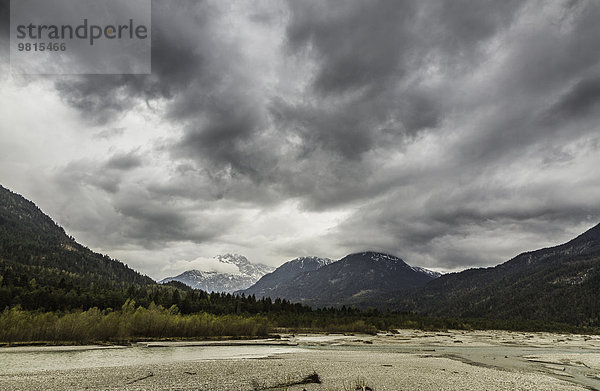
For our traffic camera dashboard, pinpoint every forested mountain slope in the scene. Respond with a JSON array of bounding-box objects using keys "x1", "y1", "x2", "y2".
[
  {"x1": 0, "y1": 185, "x2": 155, "y2": 310},
  {"x1": 388, "y1": 223, "x2": 600, "y2": 325}
]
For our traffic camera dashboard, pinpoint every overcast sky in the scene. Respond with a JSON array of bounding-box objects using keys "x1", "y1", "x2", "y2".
[{"x1": 1, "y1": 0, "x2": 600, "y2": 280}]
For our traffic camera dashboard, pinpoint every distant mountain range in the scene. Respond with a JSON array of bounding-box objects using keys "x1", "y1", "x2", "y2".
[
  {"x1": 238, "y1": 252, "x2": 441, "y2": 307},
  {"x1": 3, "y1": 182, "x2": 600, "y2": 326},
  {"x1": 160, "y1": 254, "x2": 273, "y2": 293}
]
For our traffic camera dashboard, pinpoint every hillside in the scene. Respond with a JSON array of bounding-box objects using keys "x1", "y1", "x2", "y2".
[
  {"x1": 389, "y1": 223, "x2": 600, "y2": 325},
  {"x1": 0, "y1": 185, "x2": 156, "y2": 310},
  {"x1": 0, "y1": 185, "x2": 153, "y2": 284}
]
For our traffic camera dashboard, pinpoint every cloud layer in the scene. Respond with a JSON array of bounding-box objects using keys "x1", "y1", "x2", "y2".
[{"x1": 1, "y1": 0, "x2": 600, "y2": 278}]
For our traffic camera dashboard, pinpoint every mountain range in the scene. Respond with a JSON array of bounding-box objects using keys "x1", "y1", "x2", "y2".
[
  {"x1": 159, "y1": 254, "x2": 273, "y2": 293},
  {"x1": 237, "y1": 252, "x2": 441, "y2": 307},
  {"x1": 2, "y1": 182, "x2": 600, "y2": 326}
]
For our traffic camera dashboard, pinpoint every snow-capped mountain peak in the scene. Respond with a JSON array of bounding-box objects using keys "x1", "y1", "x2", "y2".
[
  {"x1": 160, "y1": 254, "x2": 274, "y2": 293},
  {"x1": 215, "y1": 254, "x2": 272, "y2": 280}
]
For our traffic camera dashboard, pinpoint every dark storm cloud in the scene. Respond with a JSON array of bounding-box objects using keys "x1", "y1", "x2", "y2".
[
  {"x1": 54, "y1": 0, "x2": 273, "y2": 185},
  {"x1": 53, "y1": 0, "x2": 225, "y2": 125},
  {"x1": 54, "y1": 76, "x2": 140, "y2": 124},
  {"x1": 268, "y1": 85, "x2": 443, "y2": 164},
  {"x1": 55, "y1": 0, "x2": 526, "y2": 197},
  {"x1": 171, "y1": 87, "x2": 270, "y2": 181},
  {"x1": 499, "y1": 1, "x2": 600, "y2": 96},
  {"x1": 548, "y1": 75, "x2": 600, "y2": 121},
  {"x1": 52, "y1": 158, "x2": 234, "y2": 249},
  {"x1": 285, "y1": 0, "x2": 417, "y2": 94},
  {"x1": 0, "y1": 0, "x2": 8, "y2": 37},
  {"x1": 330, "y1": 143, "x2": 600, "y2": 269},
  {"x1": 0, "y1": 0, "x2": 9, "y2": 69},
  {"x1": 57, "y1": 159, "x2": 122, "y2": 194},
  {"x1": 273, "y1": 0, "x2": 524, "y2": 164},
  {"x1": 113, "y1": 196, "x2": 231, "y2": 247},
  {"x1": 285, "y1": 0, "x2": 522, "y2": 94},
  {"x1": 269, "y1": 97, "x2": 378, "y2": 159},
  {"x1": 41, "y1": 0, "x2": 600, "y2": 269},
  {"x1": 105, "y1": 151, "x2": 143, "y2": 171},
  {"x1": 335, "y1": 188, "x2": 600, "y2": 270},
  {"x1": 46, "y1": 0, "x2": 267, "y2": 247}
]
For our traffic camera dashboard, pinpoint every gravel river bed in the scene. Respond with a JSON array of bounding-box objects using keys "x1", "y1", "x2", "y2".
[{"x1": 1, "y1": 329, "x2": 600, "y2": 390}]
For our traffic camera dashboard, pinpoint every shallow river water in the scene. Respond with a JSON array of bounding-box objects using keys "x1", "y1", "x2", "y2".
[{"x1": 0, "y1": 343, "x2": 303, "y2": 375}]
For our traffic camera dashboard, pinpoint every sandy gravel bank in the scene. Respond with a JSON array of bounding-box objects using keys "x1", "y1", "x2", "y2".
[{"x1": 1, "y1": 330, "x2": 599, "y2": 390}]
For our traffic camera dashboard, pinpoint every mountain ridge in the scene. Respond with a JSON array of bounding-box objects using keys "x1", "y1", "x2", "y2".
[
  {"x1": 236, "y1": 256, "x2": 334, "y2": 298},
  {"x1": 243, "y1": 251, "x2": 441, "y2": 307},
  {"x1": 381, "y1": 222, "x2": 600, "y2": 323}
]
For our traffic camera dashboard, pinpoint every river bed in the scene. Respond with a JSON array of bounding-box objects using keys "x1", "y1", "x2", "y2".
[{"x1": 1, "y1": 330, "x2": 599, "y2": 390}]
